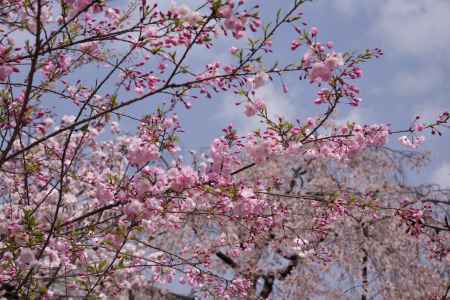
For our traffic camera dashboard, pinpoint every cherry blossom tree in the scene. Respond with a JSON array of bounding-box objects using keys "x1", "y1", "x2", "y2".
[
  {"x1": 228, "y1": 146, "x2": 450, "y2": 299},
  {"x1": 0, "y1": 0, "x2": 449, "y2": 299}
]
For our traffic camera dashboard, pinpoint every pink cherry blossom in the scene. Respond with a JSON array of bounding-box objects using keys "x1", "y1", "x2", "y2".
[
  {"x1": 17, "y1": 248, "x2": 37, "y2": 268},
  {"x1": 325, "y1": 53, "x2": 344, "y2": 69},
  {"x1": 309, "y1": 62, "x2": 332, "y2": 82},
  {"x1": 127, "y1": 138, "x2": 160, "y2": 167},
  {"x1": 244, "y1": 103, "x2": 258, "y2": 117},
  {"x1": 0, "y1": 65, "x2": 14, "y2": 81},
  {"x1": 399, "y1": 135, "x2": 426, "y2": 149},
  {"x1": 96, "y1": 184, "x2": 114, "y2": 203},
  {"x1": 253, "y1": 71, "x2": 269, "y2": 89}
]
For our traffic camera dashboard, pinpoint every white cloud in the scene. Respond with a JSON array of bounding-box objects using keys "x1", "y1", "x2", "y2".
[
  {"x1": 215, "y1": 83, "x2": 295, "y2": 133},
  {"x1": 333, "y1": 0, "x2": 368, "y2": 16},
  {"x1": 391, "y1": 66, "x2": 445, "y2": 97},
  {"x1": 372, "y1": 0, "x2": 450, "y2": 58},
  {"x1": 254, "y1": 84, "x2": 296, "y2": 119},
  {"x1": 331, "y1": 0, "x2": 450, "y2": 98},
  {"x1": 432, "y1": 163, "x2": 450, "y2": 188},
  {"x1": 335, "y1": 109, "x2": 367, "y2": 126},
  {"x1": 333, "y1": 0, "x2": 450, "y2": 60},
  {"x1": 332, "y1": 0, "x2": 450, "y2": 59}
]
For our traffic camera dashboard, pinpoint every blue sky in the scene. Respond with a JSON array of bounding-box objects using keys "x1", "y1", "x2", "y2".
[
  {"x1": 300, "y1": 0, "x2": 450, "y2": 187},
  {"x1": 305, "y1": 0, "x2": 450, "y2": 187},
  {"x1": 155, "y1": 0, "x2": 450, "y2": 187}
]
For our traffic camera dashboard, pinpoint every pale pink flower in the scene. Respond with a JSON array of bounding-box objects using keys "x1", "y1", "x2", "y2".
[
  {"x1": 80, "y1": 42, "x2": 99, "y2": 56},
  {"x1": 254, "y1": 99, "x2": 266, "y2": 111},
  {"x1": 224, "y1": 16, "x2": 239, "y2": 30},
  {"x1": 253, "y1": 71, "x2": 269, "y2": 89},
  {"x1": 219, "y1": 5, "x2": 233, "y2": 18},
  {"x1": 309, "y1": 62, "x2": 332, "y2": 82},
  {"x1": 306, "y1": 117, "x2": 316, "y2": 127},
  {"x1": 291, "y1": 40, "x2": 301, "y2": 51},
  {"x1": 143, "y1": 27, "x2": 157, "y2": 38},
  {"x1": 246, "y1": 140, "x2": 272, "y2": 163},
  {"x1": 105, "y1": 8, "x2": 121, "y2": 21},
  {"x1": 58, "y1": 54, "x2": 72, "y2": 72},
  {"x1": 240, "y1": 188, "x2": 255, "y2": 199},
  {"x1": 0, "y1": 65, "x2": 14, "y2": 81},
  {"x1": 325, "y1": 53, "x2": 344, "y2": 69},
  {"x1": 243, "y1": 103, "x2": 256, "y2": 116},
  {"x1": 229, "y1": 46, "x2": 239, "y2": 55},
  {"x1": 61, "y1": 115, "x2": 76, "y2": 124},
  {"x1": 96, "y1": 184, "x2": 114, "y2": 203},
  {"x1": 415, "y1": 123, "x2": 425, "y2": 132},
  {"x1": 42, "y1": 61, "x2": 55, "y2": 78},
  {"x1": 17, "y1": 248, "x2": 36, "y2": 267},
  {"x1": 123, "y1": 200, "x2": 143, "y2": 218},
  {"x1": 302, "y1": 49, "x2": 314, "y2": 67},
  {"x1": 244, "y1": 99, "x2": 265, "y2": 117},
  {"x1": 168, "y1": 166, "x2": 197, "y2": 192},
  {"x1": 127, "y1": 138, "x2": 160, "y2": 166},
  {"x1": 399, "y1": 135, "x2": 426, "y2": 149}
]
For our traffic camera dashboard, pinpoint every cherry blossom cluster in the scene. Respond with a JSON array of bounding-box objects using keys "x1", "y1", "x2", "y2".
[{"x1": 0, "y1": 0, "x2": 449, "y2": 299}]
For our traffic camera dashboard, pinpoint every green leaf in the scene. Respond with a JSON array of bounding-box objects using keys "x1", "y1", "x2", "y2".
[
  {"x1": 111, "y1": 95, "x2": 118, "y2": 108},
  {"x1": 212, "y1": 0, "x2": 222, "y2": 16},
  {"x1": 276, "y1": 8, "x2": 282, "y2": 24},
  {"x1": 99, "y1": 259, "x2": 108, "y2": 271}
]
